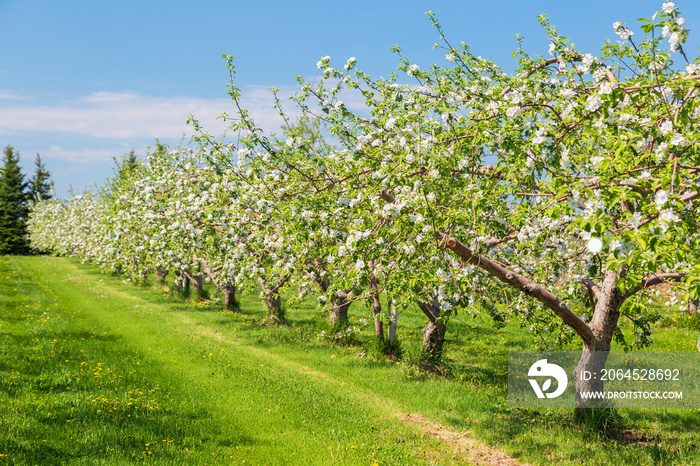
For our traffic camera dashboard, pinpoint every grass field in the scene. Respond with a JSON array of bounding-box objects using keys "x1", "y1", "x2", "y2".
[{"x1": 1, "y1": 256, "x2": 699, "y2": 465}]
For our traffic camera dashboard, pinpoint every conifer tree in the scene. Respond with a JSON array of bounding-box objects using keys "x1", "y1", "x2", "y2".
[
  {"x1": 30, "y1": 153, "x2": 52, "y2": 201},
  {"x1": 115, "y1": 149, "x2": 138, "y2": 183},
  {"x1": 0, "y1": 145, "x2": 30, "y2": 255}
]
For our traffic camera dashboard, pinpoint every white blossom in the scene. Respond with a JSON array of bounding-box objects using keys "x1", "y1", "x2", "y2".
[
  {"x1": 587, "y1": 237, "x2": 603, "y2": 254},
  {"x1": 591, "y1": 156, "x2": 605, "y2": 166},
  {"x1": 659, "y1": 208, "x2": 680, "y2": 224},
  {"x1": 506, "y1": 106, "x2": 521, "y2": 119},
  {"x1": 561, "y1": 88, "x2": 576, "y2": 99},
  {"x1": 670, "y1": 133, "x2": 688, "y2": 146},
  {"x1": 599, "y1": 81, "x2": 617, "y2": 95},
  {"x1": 655, "y1": 142, "x2": 670, "y2": 161},
  {"x1": 655, "y1": 190, "x2": 669, "y2": 209},
  {"x1": 585, "y1": 95, "x2": 603, "y2": 112},
  {"x1": 669, "y1": 32, "x2": 682, "y2": 51},
  {"x1": 660, "y1": 120, "x2": 675, "y2": 135},
  {"x1": 629, "y1": 211, "x2": 644, "y2": 228}
]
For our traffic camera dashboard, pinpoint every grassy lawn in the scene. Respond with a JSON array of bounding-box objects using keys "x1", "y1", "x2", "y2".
[{"x1": 1, "y1": 256, "x2": 699, "y2": 465}]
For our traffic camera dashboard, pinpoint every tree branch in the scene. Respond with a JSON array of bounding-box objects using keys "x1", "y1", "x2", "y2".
[
  {"x1": 622, "y1": 272, "x2": 687, "y2": 301},
  {"x1": 380, "y1": 190, "x2": 594, "y2": 343},
  {"x1": 198, "y1": 258, "x2": 224, "y2": 290},
  {"x1": 581, "y1": 277, "x2": 601, "y2": 308}
]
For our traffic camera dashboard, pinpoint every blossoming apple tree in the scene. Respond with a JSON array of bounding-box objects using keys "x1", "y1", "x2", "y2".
[
  {"x1": 28, "y1": 1, "x2": 700, "y2": 407},
  {"x1": 206, "y1": 2, "x2": 700, "y2": 404}
]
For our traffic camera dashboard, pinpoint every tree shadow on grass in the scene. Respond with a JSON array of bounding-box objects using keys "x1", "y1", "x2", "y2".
[{"x1": 626, "y1": 409, "x2": 700, "y2": 432}]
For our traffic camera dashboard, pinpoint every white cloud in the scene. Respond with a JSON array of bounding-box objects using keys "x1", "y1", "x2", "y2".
[
  {"x1": 41, "y1": 145, "x2": 130, "y2": 164},
  {"x1": 0, "y1": 87, "x2": 306, "y2": 141},
  {"x1": 0, "y1": 82, "x2": 372, "y2": 172},
  {"x1": 2, "y1": 84, "x2": 371, "y2": 197},
  {"x1": 0, "y1": 90, "x2": 33, "y2": 101}
]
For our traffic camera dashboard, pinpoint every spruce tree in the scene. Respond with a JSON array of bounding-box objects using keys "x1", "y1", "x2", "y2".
[
  {"x1": 0, "y1": 145, "x2": 30, "y2": 255},
  {"x1": 29, "y1": 153, "x2": 52, "y2": 201},
  {"x1": 115, "y1": 148, "x2": 138, "y2": 182}
]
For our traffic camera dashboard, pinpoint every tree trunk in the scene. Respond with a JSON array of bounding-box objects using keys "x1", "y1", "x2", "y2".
[
  {"x1": 689, "y1": 299, "x2": 699, "y2": 314},
  {"x1": 368, "y1": 267, "x2": 383, "y2": 340},
  {"x1": 175, "y1": 270, "x2": 190, "y2": 297},
  {"x1": 155, "y1": 267, "x2": 169, "y2": 285},
  {"x1": 422, "y1": 320, "x2": 446, "y2": 357},
  {"x1": 418, "y1": 301, "x2": 446, "y2": 358},
  {"x1": 184, "y1": 272, "x2": 205, "y2": 301},
  {"x1": 222, "y1": 284, "x2": 238, "y2": 312},
  {"x1": 574, "y1": 270, "x2": 621, "y2": 410},
  {"x1": 573, "y1": 342, "x2": 611, "y2": 410},
  {"x1": 328, "y1": 290, "x2": 352, "y2": 326},
  {"x1": 309, "y1": 262, "x2": 354, "y2": 327},
  {"x1": 266, "y1": 290, "x2": 283, "y2": 321},
  {"x1": 388, "y1": 300, "x2": 398, "y2": 346},
  {"x1": 262, "y1": 275, "x2": 291, "y2": 325},
  {"x1": 373, "y1": 293, "x2": 384, "y2": 341}
]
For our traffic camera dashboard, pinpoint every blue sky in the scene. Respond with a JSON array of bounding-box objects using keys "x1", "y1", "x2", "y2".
[{"x1": 1, "y1": 0, "x2": 699, "y2": 198}]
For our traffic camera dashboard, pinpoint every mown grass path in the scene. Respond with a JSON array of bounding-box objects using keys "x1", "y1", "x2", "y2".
[
  {"x1": 0, "y1": 256, "x2": 521, "y2": 465},
  {"x1": 3, "y1": 256, "x2": 700, "y2": 465}
]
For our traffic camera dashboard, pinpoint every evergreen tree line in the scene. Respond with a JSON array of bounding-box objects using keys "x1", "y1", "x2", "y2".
[{"x1": 0, "y1": 145, "x2": 52, "y2": 255}]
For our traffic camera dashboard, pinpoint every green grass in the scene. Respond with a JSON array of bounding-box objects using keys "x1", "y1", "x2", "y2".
[{"x1": 1, "y1": 256, "x2": 699, "y2": 465}]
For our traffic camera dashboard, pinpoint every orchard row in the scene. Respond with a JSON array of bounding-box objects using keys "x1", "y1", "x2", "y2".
[{"x1": 28, "y1": 3, "x2": 700, "y2": 406}]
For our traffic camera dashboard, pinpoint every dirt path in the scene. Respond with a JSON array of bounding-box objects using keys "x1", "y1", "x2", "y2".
[{"x1": 402, "y1": 413, "x2": 528, "y2": 466}]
